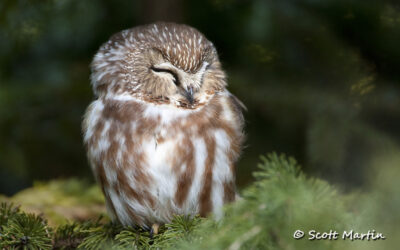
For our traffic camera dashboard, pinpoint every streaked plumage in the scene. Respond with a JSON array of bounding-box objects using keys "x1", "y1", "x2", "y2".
[{"x1": 83, "y1": 22, "x2": 245, "y2": 228}]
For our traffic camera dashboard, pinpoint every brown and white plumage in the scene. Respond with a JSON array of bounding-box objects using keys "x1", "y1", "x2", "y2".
[{"x1": 83, "y1": 22, "x2": 245, "y2": 228}]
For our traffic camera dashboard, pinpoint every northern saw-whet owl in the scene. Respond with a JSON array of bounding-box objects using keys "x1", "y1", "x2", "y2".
[{"x1": 83, "y1": 22, "x2": 245, "y2": 229}]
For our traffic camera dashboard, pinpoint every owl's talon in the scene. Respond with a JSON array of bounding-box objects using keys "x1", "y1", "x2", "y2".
[{"x1": 150, "y1": 223, "x2": 160, "y2": 238}]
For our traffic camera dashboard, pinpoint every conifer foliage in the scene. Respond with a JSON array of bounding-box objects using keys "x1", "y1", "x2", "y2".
[
  {"x1": 0, "y1": 153, "x2": 394, "y2": 249},
  {"x1": 0, "y1": 203, "x2": 52, "y2": 249}
]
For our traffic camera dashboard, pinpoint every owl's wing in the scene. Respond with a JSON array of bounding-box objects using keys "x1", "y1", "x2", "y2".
[
  {"x1": 225, "y1": 91, "x2": 246, "y2": 131},
  {"x1": 228, "y1": 92, "x2": 247, "y2": 112}
]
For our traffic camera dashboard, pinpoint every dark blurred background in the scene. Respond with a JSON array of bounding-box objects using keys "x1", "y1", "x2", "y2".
[{"x1": 1, "y1": 0, "x2": 400, "y2": 195}]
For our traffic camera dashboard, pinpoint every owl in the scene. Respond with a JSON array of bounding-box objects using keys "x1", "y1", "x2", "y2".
[{"x1": 82, "y1": 22, "x2": 245, "y2": 230}]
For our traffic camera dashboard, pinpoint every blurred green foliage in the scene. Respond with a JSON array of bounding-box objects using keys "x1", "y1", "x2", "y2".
[
  {"x1": 0, "y1": 0, "x2": 400, "y2": 198},
  {"x1": 0, "y1": 178, "x2": 104, "y2": 225}
]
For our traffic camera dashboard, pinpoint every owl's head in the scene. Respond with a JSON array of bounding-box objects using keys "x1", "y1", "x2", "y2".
[{"x1": 91, "y1": 22, "x2": 227, "y2": 108}]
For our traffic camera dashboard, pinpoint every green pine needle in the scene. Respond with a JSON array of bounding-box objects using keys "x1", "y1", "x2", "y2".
[
  {"x1": 0, "y1": 202, "x2": 20, "y2": 229},
  {"x1": 78, "y1": 221, "x2": 123, "y2": 249}
]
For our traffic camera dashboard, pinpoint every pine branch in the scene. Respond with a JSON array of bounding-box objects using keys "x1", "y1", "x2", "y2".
[
  {"x1": 0, "y1": 211, "x2": 52, "y2": 249},
  {"x1": 52, "y1": 216, "x2": 103, "y2": 249},
  {"x1": 77, "y1": 221, "x2": 123, "y2": 249}
]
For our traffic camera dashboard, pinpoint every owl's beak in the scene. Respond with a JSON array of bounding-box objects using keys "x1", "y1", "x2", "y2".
[{"x1": 183, "y1": 86, "x2": 194, "y2": 105}]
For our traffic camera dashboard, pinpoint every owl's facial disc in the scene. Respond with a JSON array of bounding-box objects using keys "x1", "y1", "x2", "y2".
[{"x1": 151, "y1": 61, "x2": 209, "y2": 105}]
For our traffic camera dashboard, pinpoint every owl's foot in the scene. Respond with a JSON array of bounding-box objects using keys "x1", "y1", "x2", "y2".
[{"x1": 149, "y1": 223, "x2": 160, "y2": 238}]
